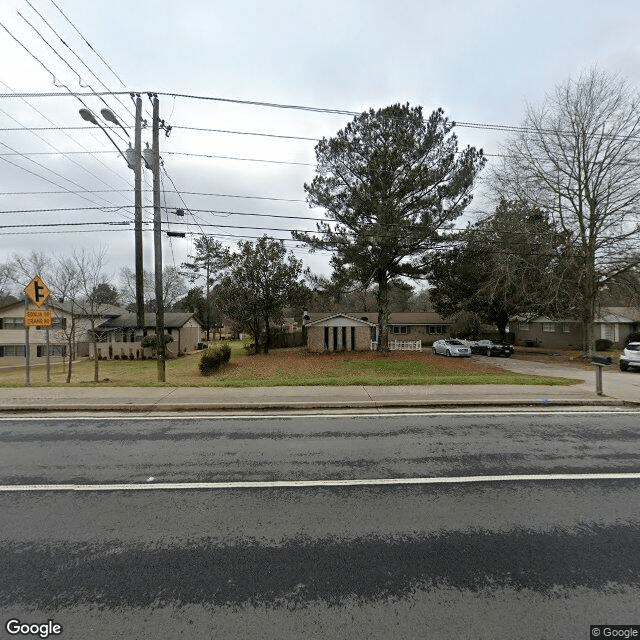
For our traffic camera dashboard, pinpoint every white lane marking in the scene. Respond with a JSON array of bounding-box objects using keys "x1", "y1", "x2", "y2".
[
  {"x1": 2, "y1": 473, "x2": 640, "y2": 492},
  {"x1": 0, "y1": 409, "x2": 637, "y2": 421}
]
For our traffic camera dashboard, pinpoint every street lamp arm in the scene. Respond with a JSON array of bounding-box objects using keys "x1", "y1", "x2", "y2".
[{"x1": 78, "y1": 108, "x2": 130, "y2": 166}]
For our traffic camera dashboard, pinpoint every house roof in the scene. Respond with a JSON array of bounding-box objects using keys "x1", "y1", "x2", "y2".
[
  {"x1": 514, "y1": 307, "x2": 640, "y2": 324},
  {"x1": 55, "y1": 301, "x2": 130, "y2": 317},
  {"x1": 305, "y1": 311, "x2": 449, "y2": 324},
  {"x1": 305, "y1": 313, "x2": 377, "y2": 327},
  {"x1": 0, "y1": 299, "x2": 130, "y2": 317},
  {"x1": 96, "y1": 312, "x2": 198, "y2": 330},
  {"x1": 597, "y1": 307, "x2": 640, "y2": 323}
]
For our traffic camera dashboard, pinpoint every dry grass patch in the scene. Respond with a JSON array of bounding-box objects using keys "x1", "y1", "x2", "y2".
[{"x1": 0, "y1": 346, "x2": 580, "y2": 387}]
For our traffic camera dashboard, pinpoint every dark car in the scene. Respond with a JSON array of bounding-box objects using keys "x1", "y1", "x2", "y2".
[{"x1": 469, "y1": 339, "x2": 514, "y2": 357}]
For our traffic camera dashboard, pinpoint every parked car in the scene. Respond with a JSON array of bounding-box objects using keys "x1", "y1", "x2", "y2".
[
  {"x1": 469, "y1": 339, "x2": 514, "y2": 358},
  {"x1": 432, "y1": 339, "x2": 471, "y2": 357},
  {"x1": 619, "y1": 342, "x2": 640, "y2": 371}
]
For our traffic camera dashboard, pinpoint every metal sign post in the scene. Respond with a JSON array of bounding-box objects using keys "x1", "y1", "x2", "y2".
[
  {"x1": 45, "y1": 299, "x2": 50, "y2": 382},
  {"x1": 24, "y1": 299, "x2": 30, "y2": 387},
  {"x1": 23, "y1": 276, "x2": 51, "y2": 387},
  {"x1": 592, "y1": 356, "x2": 612, "y2": 396}
]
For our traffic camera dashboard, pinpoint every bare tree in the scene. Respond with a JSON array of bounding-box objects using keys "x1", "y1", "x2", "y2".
[
  {"x1": 119, "y1": 266, "x2": 186, "y2": 312},
  {"x1": 5, "y1": 251, "x2": 52, "y2": 290},
  {"x1": 49, "y1": 256, "x2": 82, "y2": 383},
  {"x1": 494, "y1": 68, "x2": 640, "y2": 354},
  {"x1": 0, "y1": 262, "x2": 16, "y2": 304},
  {"x1": 71, "y1": 248, "x2": 109, "y2": 383}
]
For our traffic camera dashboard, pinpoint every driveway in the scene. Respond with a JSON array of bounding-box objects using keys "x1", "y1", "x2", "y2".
[{"x1": 474, "y1": 354, "x2": 640, "y2": 404}]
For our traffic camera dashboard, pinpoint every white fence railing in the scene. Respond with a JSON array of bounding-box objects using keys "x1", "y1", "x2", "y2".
[
  {"x1": 390, "y1": 340, "x2": 422, "y2": 351},
  {"x1": 370, "y1": 340, "x2": 423, "y2": 351}
]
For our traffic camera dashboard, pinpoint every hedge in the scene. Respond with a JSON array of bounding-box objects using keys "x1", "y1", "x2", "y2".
[{"x1": 199, "y1": 344, "x2": 232, "y2": 376}]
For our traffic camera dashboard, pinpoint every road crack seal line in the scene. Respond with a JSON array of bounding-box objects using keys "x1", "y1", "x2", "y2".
[
  {"x1": 152, "y1": 388, "x2": 179, "y2": 412},
  {"x1": 361, "y1": 386, "x2": 381, "y2": 414}
]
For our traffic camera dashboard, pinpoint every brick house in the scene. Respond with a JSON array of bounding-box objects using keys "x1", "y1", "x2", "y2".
[
  {"x1": 510, "y1": 306, "x2": 640, "y2": 348},
  {"x1": 91, "y1": 312, "x2": 202, "y2": 359},
  {"x1": 304, "y1": 311, "x2": 452, "y2": 352},
  {"x1": 0, "y1": 300, "x2": 129, "y2": 366},
  {"x1": 0, "y1": 301, "x2": 202, "y2": 365}
]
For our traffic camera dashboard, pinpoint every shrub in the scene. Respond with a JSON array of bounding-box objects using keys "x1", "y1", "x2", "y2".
[
  {"x1": 113, "y1": 354, "x2": 120, "y2": 360},
  {"x1": 595, "y1": 338, "x2": 613, "y2": 351},
  {"x1": 129, "y1": 353, "x2": 135, "y2": 360},
  {"x1": 219, "y1": 344, "x2": 231, "y2": 363},
  {"x1": 243, "y1": 338, "x2": 257, "y2": 355},
  {"x1": 199, "y1": 345, "x2": 232, "y2": 376}
]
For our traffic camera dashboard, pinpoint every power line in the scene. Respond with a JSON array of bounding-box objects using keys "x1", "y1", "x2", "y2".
[
  {"x1": 0, "y1": 107, "x2": 131, "y2": 209},
  {"x1": 0, "y1": 89, "x2": 548, "y2": 135},
  {"x1": 171, "y1": 125, "x2": 318, "y2": 141},
  {"x1": 0, "y1": 125, "x2": 132, "y2": 132},
  {"x1": 48, "y1": 0, "x2": 127, "y2": 87},
  {"x1": 0, "y1": 152, "x2": 130, "y2": 212},
  {"x1": 0, "y1": 188, "x2": 307, "y2": 202},
  {"x1": 163, "y1": 150, "x2": 315, "y2": 166},
  {"x1": 16, "y1": 9, "x2": 130, "y2": 144},
  {"x1": 0, "y1": 136, "x2": 133, "y2": 219},
  {"x1": 23, "y1": 0, "x2": 135, "y2": 124},
  {"x1": 0, "y1": 79, "x2": 132, "y2": 192}
]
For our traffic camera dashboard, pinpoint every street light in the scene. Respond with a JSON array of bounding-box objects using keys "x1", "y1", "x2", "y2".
[
  {"x1": 79, "y1": 104, "x2": 145, "y2": 331},
  {"x1": 78, "y1": 108, "x2": 130, "y2": 166}
]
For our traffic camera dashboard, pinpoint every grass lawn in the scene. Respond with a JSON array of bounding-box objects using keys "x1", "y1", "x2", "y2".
[{"x1": 0, "y1": 342, "x2": 581, "y2": 387}]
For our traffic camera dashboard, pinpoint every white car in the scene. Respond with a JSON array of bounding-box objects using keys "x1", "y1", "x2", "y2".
[
  {"x1": 432, "y1": 339, "x2": 471, "y2": 357},
  {"x1": 619, "y1": 342, "x2": 640, "y2": 371}
]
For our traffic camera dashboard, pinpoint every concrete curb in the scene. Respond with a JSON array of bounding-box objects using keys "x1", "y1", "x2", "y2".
[{"x1": 0, "y1": 398, "x2": 627, "y2": 413}]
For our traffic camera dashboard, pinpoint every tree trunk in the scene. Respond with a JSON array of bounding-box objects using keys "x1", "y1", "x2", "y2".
[
  {"x1": 91, "y1": 319, "x2": 99, "y2": 382},
  {"x1": 263, "y1": 311, "x2": 271, "y2": 354},
  {"x1": 376, "y1": 270, "x2": 390, "y2": 352},
  {"x1": 66, "y1": 335, "x2": 73, "y2": 384},
  {"x1": 495, "y1": 311, "x2": 509, "y2": 341},
  {"x1": 205, "y1": 264, "x2": 211, "y2": 341}
]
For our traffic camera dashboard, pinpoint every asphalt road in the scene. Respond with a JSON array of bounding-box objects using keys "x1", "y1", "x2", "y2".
[{"x1": 1, "y1": 412, "x2": 639, "y2": 639}]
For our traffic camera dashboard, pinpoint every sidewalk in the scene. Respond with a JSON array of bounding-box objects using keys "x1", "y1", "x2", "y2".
[{"x1": 0, "y1": 379, "x2": 630, "y2": 413}]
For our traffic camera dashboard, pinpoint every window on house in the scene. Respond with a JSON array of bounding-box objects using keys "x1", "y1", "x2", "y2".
[
  {"x1": 392, "y1": 325, "x2": 408, "y2": 334},
  {"x1": 562, "y1": 323, "x2": 571, "y2": 333},
  {"x1": 543, "y1": 322, "x2": 555, "y2": 332},
  {"x1": 520, "y1": 323, "x2": 529, "y2": 331},
  {"x1": 36, "y1": 345, "x2": 67, "y2": 357},
  {"x1": 0, "y1": 317, "x2": 24, "y2": 329},
  {"x1": 427, "y1": 325, "x2": 446, "y2": 334},
  {"x1": 0, "y1": 345, "x2": 26, "y2": 357}
]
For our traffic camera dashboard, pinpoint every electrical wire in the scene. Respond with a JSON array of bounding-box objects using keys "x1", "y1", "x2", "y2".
[
  {"x1": 0, "y1": 79, "x2": 132, "y2": 191},
  {"x1": 16, "y1": 9, "x2": 130, "y2": 144},
  {"x1": 47, "y1": 0, "x2": 127, "y2": 87},
  {"x1": 23, "y1": 0, "x2": 135, "y2": 124},
  {"x1": 0, "y1": 107, "x2": 132, "y2": 209}
]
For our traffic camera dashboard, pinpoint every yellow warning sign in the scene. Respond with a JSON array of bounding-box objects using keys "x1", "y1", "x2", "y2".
[
  {"x1": 24, "y1": 275, "x2": 50, "y2": 308},
  {"x1": 24, "y1": 309, "x2": 52, "y2": 327}
]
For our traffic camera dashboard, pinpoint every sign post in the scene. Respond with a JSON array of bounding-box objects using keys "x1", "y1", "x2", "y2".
[
  {"x1": 45, "y1": 300, "x2": 51, "y2": 382},
  {"x1": 23, "y1": 276, "x2": 51, "y2": 387},
  {"x1": 24, "y1": 304, "x2": 30, "y2": 387},
  {"x1": 592, "y1": 356, "x2": 612, "y2": 396}
]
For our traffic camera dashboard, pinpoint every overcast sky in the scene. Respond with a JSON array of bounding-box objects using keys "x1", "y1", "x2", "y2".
[{"x1": 1, "y1": 0, "x2": 639, "y2": 293}]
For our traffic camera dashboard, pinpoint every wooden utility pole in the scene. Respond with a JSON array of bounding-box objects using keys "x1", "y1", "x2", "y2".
[
  {"x1": 133, "y1": 93, "x2": 145, "y2": 332},
  {"x1": 151, "y1": 94, "x2": 166, "y2": 382}
]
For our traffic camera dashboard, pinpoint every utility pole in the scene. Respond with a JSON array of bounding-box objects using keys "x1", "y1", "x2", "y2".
[
  {"x1": 151, "y1": 94, "x2": 165, "y2": 382},
  {"x1": 133, "y1": 94, "x2": 145, "y2": 331}
]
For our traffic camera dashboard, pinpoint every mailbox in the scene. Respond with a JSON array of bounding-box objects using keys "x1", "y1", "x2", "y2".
[{"x1": 592, "y1": 356, "x2": 612, "y2": 366}]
